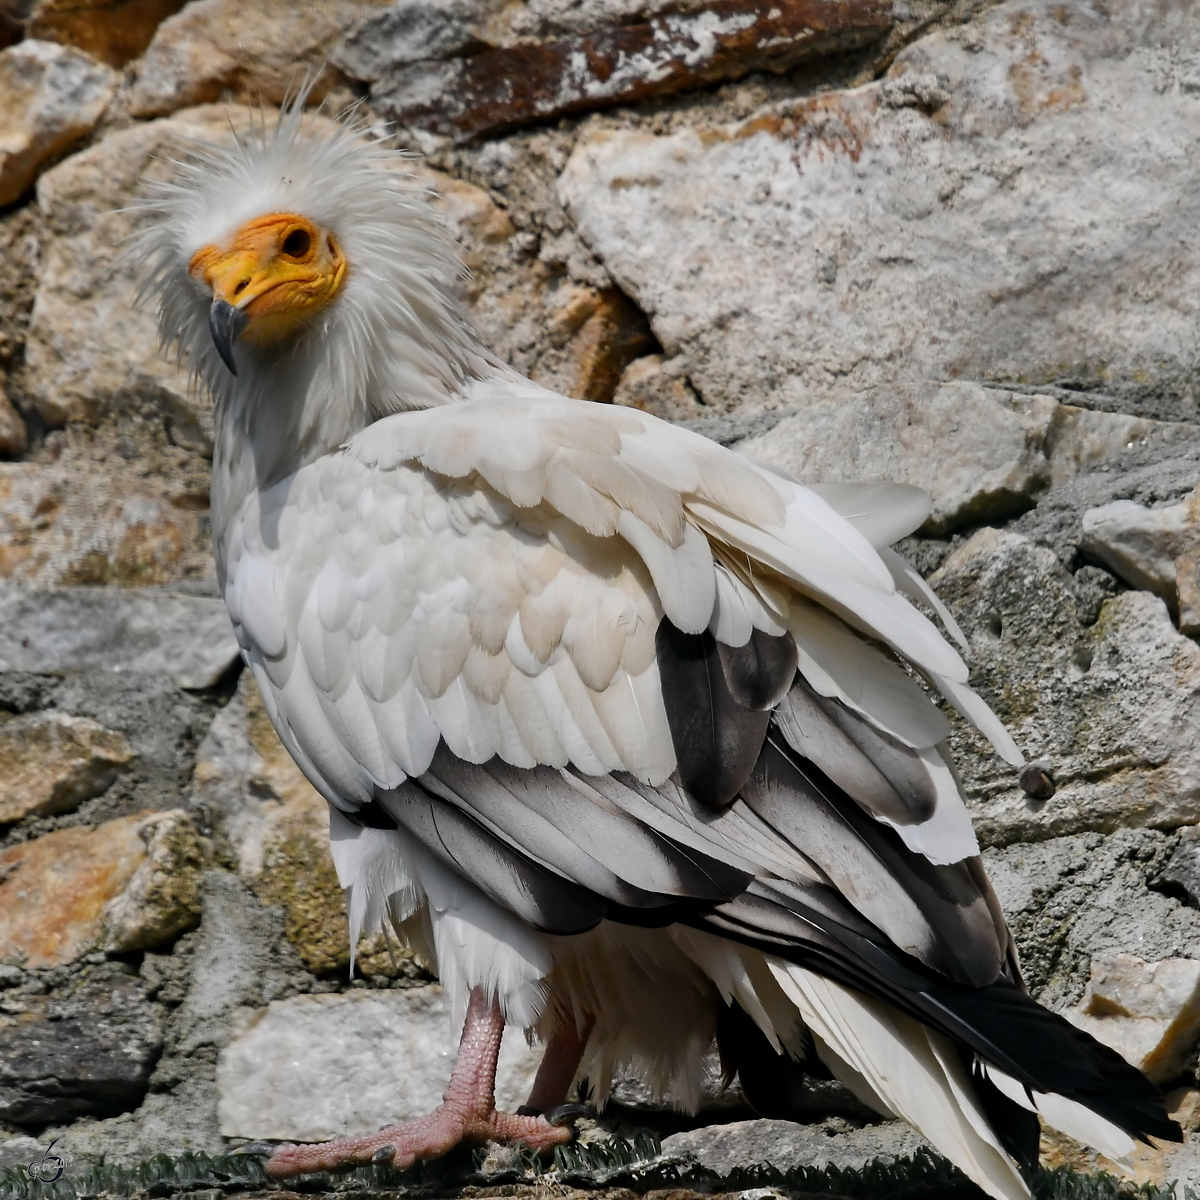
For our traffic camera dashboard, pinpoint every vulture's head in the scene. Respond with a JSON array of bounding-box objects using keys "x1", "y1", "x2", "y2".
[{"x1": 131, "y1": 101, "x2": 491, "y2": 426}]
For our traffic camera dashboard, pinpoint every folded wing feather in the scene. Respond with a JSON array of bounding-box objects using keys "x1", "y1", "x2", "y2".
[{"x1": 226, "y1": 384, "x2": 1012, "y2": 860}]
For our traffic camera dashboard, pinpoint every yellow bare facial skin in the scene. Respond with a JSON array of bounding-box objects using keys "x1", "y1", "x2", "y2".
[{"x1": 189, "y1": 213, "x2": 347, "y2": 347}]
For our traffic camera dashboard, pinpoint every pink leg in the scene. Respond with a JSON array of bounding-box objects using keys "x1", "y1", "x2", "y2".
[
  {"x1": 265, "y1": 989, "x2": 574, "y2": 1179},
  {"x1": 524, "y1": 1012, "x2": 595, "y2": 1114}
]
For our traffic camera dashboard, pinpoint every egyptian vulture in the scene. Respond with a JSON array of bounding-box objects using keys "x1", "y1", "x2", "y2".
[{"x1": 134, "y1": 102, "x2": 1179, "y2": 1194}]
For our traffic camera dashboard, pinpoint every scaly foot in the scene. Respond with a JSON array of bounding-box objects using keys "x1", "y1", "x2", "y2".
[
  {"x1": 264, "y1": 1099, "x2": 573, "y2": 1178},
  {"x1": 264, "y1": 988, "x2": 579, "y2": 1180}
]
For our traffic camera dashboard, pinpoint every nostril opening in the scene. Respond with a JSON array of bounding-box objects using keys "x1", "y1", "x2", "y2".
[{"x1": 234, "y1": 279, "x2": 249, "y2": 296}]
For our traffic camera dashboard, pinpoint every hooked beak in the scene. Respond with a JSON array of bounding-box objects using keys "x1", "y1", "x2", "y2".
[{"x1": 209, "y1": 300, "x2": 248, "y2": 376}]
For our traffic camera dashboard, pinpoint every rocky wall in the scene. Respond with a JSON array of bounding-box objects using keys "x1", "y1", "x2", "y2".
[{"x1": 2, "y1": 0, "x2": 1200, "y2": 1189}]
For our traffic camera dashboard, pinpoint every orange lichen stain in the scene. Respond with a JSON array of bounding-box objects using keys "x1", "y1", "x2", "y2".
[
  {"x1": 686, "y1": 94, "x2": 871, "y2": 166},
  {"x1": 1005, "y1": 12, "x2": 1087, "y2": 122},
  {"x1": 0, "y1": 817, "x2": 152, "y2": 969}
]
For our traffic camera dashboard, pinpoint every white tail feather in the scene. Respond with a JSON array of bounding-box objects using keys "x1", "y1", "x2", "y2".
[
  {"x1": 980, "y1": 1063, "x2": 1137, "y2": 1164},
  {"x1": 327, "y1": 806, "x2": 421, "y2": 975},
  {"x1": 766, "y1": 959, "x2": 1030, "y2": 1200}
]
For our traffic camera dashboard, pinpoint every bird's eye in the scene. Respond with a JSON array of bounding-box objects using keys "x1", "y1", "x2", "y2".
[{"x1": 282, "y1": 228, "x2": 311, "y2": 258}]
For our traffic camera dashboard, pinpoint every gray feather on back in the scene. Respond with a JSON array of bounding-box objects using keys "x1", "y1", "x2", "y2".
[{"x1": 774, "y1": 679, "x2": 938, "y2": 826}]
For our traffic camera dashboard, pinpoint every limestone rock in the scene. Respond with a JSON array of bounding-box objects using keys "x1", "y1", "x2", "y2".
[
  {"x1": 0, "y1": 40, "x2": 117, "y2": 208},
  {"x1": 1065, "y1": 954, "x2": 1200, "y2": 1085},
  {"x1": 0, "y1": 1135, "x2": 41, "y2": 1172},
  {"x1": 192, "y1": 673, "x2": 409, "y2": 978},
  {"x1": 26, "y1": 0, "x2": 187, "y2": 67},
  {"x1": 126, "y1": 0, "x2": 392, "y2": 120},
  {"x1": 740, "y1": 383, "x2": 1187, "y2": 533},
  {"x1": 0, "y1": 383, "x2": 25, "y2": 458},
  {"x1": 613, "y1": 354, "x2": 704, "y2": 422},
  {"x1": 1081, "y1": 487, "x2": 1200, "y2": 632},
  {"x1": 982, "y1": 828, "x2": 1200, "y2": 1012},
  {"x1": 24, "y1": 105, "x2": 235, "y2": 430},
  {"x1": 928, "y1": 529, "x2": 1200, "y2": 845},
  {"x1": 0, "y1": 962, "x2": 163, "y2": 1126},
  {"x1": 101, "y1": 809, "x2": 207, "y2": 953},
  {"x1": 661, "y1": 1117, "x2": 930, "y2": 1176},
  {"x1": 0, "y1": 709, "x2": 134, "y2": 823},
  {"x1": 1154, "y1": 825, "x2": 1200, "y2": 909},
  {"x1": 0, "y1": 810, "x2": 201, "y2": 968},
  {"x1": 0, "y1": 456, "x2": 214, "y2": 587},
  {"x1": 331, "y1": 0, "x2": 487, "y2": 81},
  {"x1": 534, "y1": 285, "x2": 657, "y2": 403},
  {"x1": 0, "y1": 204, "x2": 40, "y2": 378},
  {"x1": 216, "y1": 987, "x2": 542, "y2": 1142},
  {"x1": 0, "y1": 582, "x2": 239, "y2": 689},
  {"x1": 560, "y1": 0, "x2": 1200, "y2": 423},
  {"x1": 369, "y1": 0, "x2": 893, "y2": 143},
  {"x1": 406, "y1": 160, "x2": 659, "y2": 406}
]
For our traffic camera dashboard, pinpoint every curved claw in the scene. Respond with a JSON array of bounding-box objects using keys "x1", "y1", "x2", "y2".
[
  {"x1": 544, "y1": 1102, "x2": 596, "y2": 1127},
  {"x1": 371, "y1": 1144, "x2": 397, "y2": 1166},
  {"x1": 230, "y1": 1141, "x2": 275, "y2": 1157}
]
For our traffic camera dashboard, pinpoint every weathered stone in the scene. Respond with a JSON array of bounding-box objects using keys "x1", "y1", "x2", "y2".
[
  {"x1": 534, "y1": 285, "x2": 657, "y2": 403},
  {"x1": 561, "y1": 0, "x2": 1200, "y2": 423},
  {"x1": 192, "y1": 674, "x2": 414, "y2": 978},
  {"x1": 0, "y1": 582, "x2": 238, "y2": 689},
  {"x1": 661, "y1": 1117, "x2": 929, "y2": 1176},
  {"x1": 1064, "y1": 954, "x2": 1200, "y2": 1085},
  {"x1": 126, "y1": 872, "x2": 308, "y2": 1161},
  {"x1": 983, "y1": 828, "x2": 1200, "y2": 1013},
  {"x1": 1081, "y1": 487, "x2": 1200, "y2": 630},
  {"x1": 0, "y1": 39, "x2": 117, "y2": 208},
  {"x1": 0, "y1": 456, "x2": 214, "y2": 587},
  {"x1": 24, "y1": 105, "x2": 236, "y2": 430},
  {"x1": 405, "y1": 157, "x2": 665, "y2": 406},
  {"x1": 0, "y1": 810, "x2": 200, "y2": 968},
  {"x1": 102, "y1": 809, "x2": 207, "y2": 953},
  {"x1": 0, "y1": 961, "x2": 163, "y2": 1126},
  {"x1": 13, "y1": 872, "x2": 312, "y2": 1167},
  {"x1": 0, "y1": 204, "x2": 40, "y2": 378},
  {"x1": 0, "y1": 710, "x2": 134, "y2": 823},
  {"x1": 0, "y1": 1135, "x2": 42, "y2": 1172},
  {"x1": 331, "y1": 0, "x2": 487, "y2": 81},
  {"x1": 125, "y1": 0, "x2": 392, "y2": 120},
  {"x1": 371, "y1": 0, "x2": 893, "y2": 144},
  {"x1": 1154, "y1": 825, "x2": 1200, "y2": 910},
  {"x1": 216, "y1": 987, "x2": 542, "y2": 1142},
  {"x1": 1009, "y1": 433, "x2": 1200, "y2": 575},
  {"x1": 613, "y1": 354, "x2": 705, "y2": 421},
  {"x1": 0, "y1": 383, "x2": 25, "y2": 458},
  {"x1": 0, "y1": 668, "x2": 228, "y2": 849},
  {"x1": 929, "y1": 529, "x2": 1200, "y2": 845},
  {"x1": 740, "y1": 384, "x2": 1187, "y2": 533},
  {"x1": 27, "y1": 0, "x2": 187, "y2": 68}
]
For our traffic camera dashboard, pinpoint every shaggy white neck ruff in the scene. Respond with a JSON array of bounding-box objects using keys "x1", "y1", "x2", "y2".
[{"x1": 130, "y1": 103, "x2": 496, "y2": 562}]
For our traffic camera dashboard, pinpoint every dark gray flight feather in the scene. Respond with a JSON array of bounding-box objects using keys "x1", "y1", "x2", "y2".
[
  {"x1": 656, "y1": 619, "x2": 796, "y2": 809},
  {"x1": 739, "y1": 737, "x2": 1003, "y2": 988},
  {"x1": 774, "y1": 678, "x2": 938, "y2": 826}
]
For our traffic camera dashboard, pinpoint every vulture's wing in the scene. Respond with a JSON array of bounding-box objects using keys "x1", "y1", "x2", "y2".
[{"x1": 223, "y1": 377, "x2": 1174, "y2": 1195}]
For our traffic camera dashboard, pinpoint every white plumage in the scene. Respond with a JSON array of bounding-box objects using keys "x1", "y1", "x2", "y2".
[{"x1": 134, "y1": 100, "x2": 1177, "y2": 1192}]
